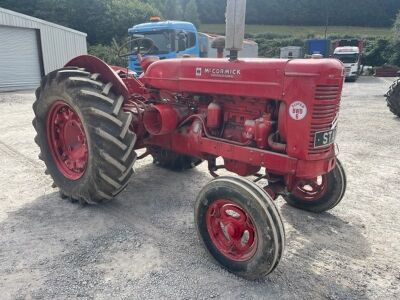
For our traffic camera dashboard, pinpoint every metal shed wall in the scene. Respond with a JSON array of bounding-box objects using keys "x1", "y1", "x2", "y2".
[
  {"x1": 0, "y1": 26, "x2": 42, "y2": 91},
  {"x1": 0, "y1": 7, "x2": 87, "y2": 74}
]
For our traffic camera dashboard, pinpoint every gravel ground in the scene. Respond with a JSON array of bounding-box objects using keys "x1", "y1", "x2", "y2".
[{"x1": 0, "y1": 77, "x2": 399, "y2": 299}]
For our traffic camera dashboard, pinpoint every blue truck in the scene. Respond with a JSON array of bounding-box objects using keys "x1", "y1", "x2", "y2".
[
  {"x1": 128, "y1": 19, "x2": 258, "y2": 74},
  {"x1": 305, "y1": 39, "x2": 331, "y2": 58}
]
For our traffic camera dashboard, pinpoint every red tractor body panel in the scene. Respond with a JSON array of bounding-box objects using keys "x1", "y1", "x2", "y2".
[{"x1": 142, "y1": 58, "x2": 286, "y2": 99}]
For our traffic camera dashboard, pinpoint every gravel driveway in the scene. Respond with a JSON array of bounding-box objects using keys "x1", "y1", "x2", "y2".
[{"x1": 0, "y1": 76, "x2": 399, "y2": 299}]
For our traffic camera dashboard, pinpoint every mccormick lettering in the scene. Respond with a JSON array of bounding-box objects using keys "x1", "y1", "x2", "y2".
[{"x1": 204, "y1": 68, "x2": 241, "y2": 76}]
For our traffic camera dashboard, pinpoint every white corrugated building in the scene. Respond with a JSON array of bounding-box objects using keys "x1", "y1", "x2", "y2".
[{"x1": 0, "y1": 7, "x2": 87, "y2": 92}]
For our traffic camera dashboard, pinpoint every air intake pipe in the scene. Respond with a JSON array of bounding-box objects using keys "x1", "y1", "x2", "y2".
[{"x1": 143, "y1": 104, "x2": 187, "y2": 135}]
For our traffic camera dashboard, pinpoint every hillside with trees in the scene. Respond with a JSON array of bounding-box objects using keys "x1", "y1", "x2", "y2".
[
  {"x1": 1, "y1": 0, "x2": 399, "y2": 66},
  {"x1": 2, "y1": 0, "x2": 400, "y2": 43},
  {"x1": 197, "y1": 0, "x2": 400, "y2": 27}
]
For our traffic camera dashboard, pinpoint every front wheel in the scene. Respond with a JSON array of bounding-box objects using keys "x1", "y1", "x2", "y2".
[
  {"x1": 195, "y1": 176, "x2": 285, "y2": 280},
  {"x1": 283, "y1": 159, "x2": 347, "y2": 213}
]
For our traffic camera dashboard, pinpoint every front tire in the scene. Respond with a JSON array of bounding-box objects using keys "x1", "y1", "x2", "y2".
[
  {"x1": 33, "y1": 67, "x2": 137, "y2": 204},
  {"x1": 195, "y1": 176, "x2": 285, "y2": 280},
  {"x1": 283, "y1": 159, "x2": 347, "y2": 213}
]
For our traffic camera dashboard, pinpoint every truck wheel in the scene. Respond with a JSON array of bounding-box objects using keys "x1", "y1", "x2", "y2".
[
  {"x1": 385, "y1": 79, "x2": 400, "y2": 117},
  {"x1": 32, "y1": 67, "x2": 137, "y2": 204},
  {"x1": 149, "y1": 146, "x2": 202, "y2": 171},
  {"x1": 283, "y1": 159, "x2": 347, "y2": 213},
  {"x1": 195, "y1": 176, "x2": 285, "y2": 280}
]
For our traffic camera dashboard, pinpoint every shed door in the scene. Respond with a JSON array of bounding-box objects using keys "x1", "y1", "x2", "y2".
[{"x1": 0, "y1": 26, "x2": 42, "y2": 92}]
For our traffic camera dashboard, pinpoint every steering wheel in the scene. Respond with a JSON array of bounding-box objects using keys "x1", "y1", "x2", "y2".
[{"x1": 118, "y1": 37, "x2": 158, "y2": 57}]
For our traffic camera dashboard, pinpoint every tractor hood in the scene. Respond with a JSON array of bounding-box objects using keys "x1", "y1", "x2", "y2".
[{"x1": 140, "y1": 58, "x2": 344, "y2": 99}]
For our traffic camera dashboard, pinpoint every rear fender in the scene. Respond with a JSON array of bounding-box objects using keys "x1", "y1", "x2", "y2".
[{"x1": 65, "y1": 55, "x2": 144, "y2": 99}]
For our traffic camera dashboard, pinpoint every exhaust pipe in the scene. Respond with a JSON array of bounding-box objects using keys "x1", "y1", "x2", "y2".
[{"x1": 225, "y1": 0, "x2": 247, "y2": 61}]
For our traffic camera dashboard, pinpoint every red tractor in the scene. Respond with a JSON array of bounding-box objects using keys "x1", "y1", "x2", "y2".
[
  {"x1": 33, "y1": 51, "x2": 346, "y2": 279},
  {"x1": 32, "y1": 36, "x2": 346, "y2": 279}
]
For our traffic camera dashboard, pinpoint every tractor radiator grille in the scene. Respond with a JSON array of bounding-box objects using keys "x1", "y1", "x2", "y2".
[
  {"x1": 308, "y1": 85, "x2": 341, "y2": 155},
  {"x1": 314, "y1": 85, "x2": 340, "y2": 101}
]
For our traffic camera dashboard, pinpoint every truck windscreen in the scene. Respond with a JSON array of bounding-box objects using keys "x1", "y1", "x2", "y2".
[
  {"x1": 334, "y1": 53, "x2": 359, "y2": 64},
  {"x1": 132, "y1": 30, "x2": 173, "y2": 54}
]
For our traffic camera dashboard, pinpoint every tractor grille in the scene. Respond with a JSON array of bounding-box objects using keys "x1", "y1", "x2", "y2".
[{"x1": 308, "y1": 85, "x2": 341, "y2": 155}]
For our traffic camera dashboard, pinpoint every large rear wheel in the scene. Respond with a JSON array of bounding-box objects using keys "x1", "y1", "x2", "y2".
[
  {"x1": 195, "y1": 176, "x2": 285, "y2": 280},
  {"x1": 283, "y1": 159, "x2": 347, "y2": 213},
  {"x1": 385, "y1": 79, "x2": 400, "y2": 117},
  {"x1": 33, "y1": 67, "x2": 137, "y2": 203}
]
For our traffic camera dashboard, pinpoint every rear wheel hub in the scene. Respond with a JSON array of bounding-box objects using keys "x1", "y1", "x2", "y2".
[{"x1": 46, "y1": 101, "x2": 88, "y2": 180}]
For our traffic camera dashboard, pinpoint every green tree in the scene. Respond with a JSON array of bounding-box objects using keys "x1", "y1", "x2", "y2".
[
  {"x1": 183, "y1": 0, "x2": 200, "y2": 27},
  {"x1": 163, "y1": 0, "x2": 183, "y2": 20},
  {"x1": 389, "y1": 11, "x2": 400, "y2": 66},
  {"x1": 393, "y1": 11, "x2": 400, "y2": 41}
]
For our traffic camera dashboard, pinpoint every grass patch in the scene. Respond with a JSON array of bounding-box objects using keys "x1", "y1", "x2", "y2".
[{"x1": 200, "y1": 24, "x2": 391, "y2": 38}]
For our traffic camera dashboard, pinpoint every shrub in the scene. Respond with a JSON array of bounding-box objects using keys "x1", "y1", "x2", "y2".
[{"x1": 88, "y1": 39, "x2": 128, "y2": 67}]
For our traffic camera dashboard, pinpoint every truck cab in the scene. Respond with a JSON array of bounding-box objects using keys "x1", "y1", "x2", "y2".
[
  {"x1": 333, "y1": 46, "x2": 361, "y2": 81},
  {"x1": 128, "y1": 20, "x2": 200, "y2": 74}
]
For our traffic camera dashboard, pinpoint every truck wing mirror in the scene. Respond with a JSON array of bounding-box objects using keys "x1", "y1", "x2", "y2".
[
  {"x1": 178, "y1": 39, "x2": 186, "y2": 52},
  {"x1": 177, "y1": 32, "x2": 187, "y2": 52}
]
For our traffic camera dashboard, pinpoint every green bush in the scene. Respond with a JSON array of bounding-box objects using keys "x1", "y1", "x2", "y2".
[
  {"x1": 255, "y1": 37, "x2": 305, "y2": 58},
  {"x1": 362, "y1": 38, "x2": 400, "y2": 67},
  {"x1": 88, "y1": 39, "x2": 128, "y2": 67},
  {"x1": 362, "y1": 38, "x2": 390, "y2": 66},
  {"x1": 387, "y1": 40, "x2": 400, "y2": 66}
]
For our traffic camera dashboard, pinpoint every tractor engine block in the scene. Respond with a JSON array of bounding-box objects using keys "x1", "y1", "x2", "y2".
[
  {"x1": 205, "y1": 97, "x2": 277, "y2": 150},
  {"x1": 140, "y1": 94, "x2": 286, "y2": 176}
]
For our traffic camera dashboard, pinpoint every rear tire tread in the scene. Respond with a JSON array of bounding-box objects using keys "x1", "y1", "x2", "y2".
[
  {"x1": 385, "y1": 79, "x2": 400, "y2": 117},
  {"x1": 32, "y1": 67, "x2": 137, "y2": 204}
]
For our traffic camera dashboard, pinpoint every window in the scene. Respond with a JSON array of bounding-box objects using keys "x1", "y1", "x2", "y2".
[
  {"x1": 131, "y1": 30, "x2": 174, "y2": 54},
  {"x1": 187, "y1": 32, "x2": 197, "y2": 48},
  {"x1": 333, "y1": 53, "x2": 359, "y2": 64},
  {"x1": 175, "y1": 30, "x2": 197, "y2": 51}
]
